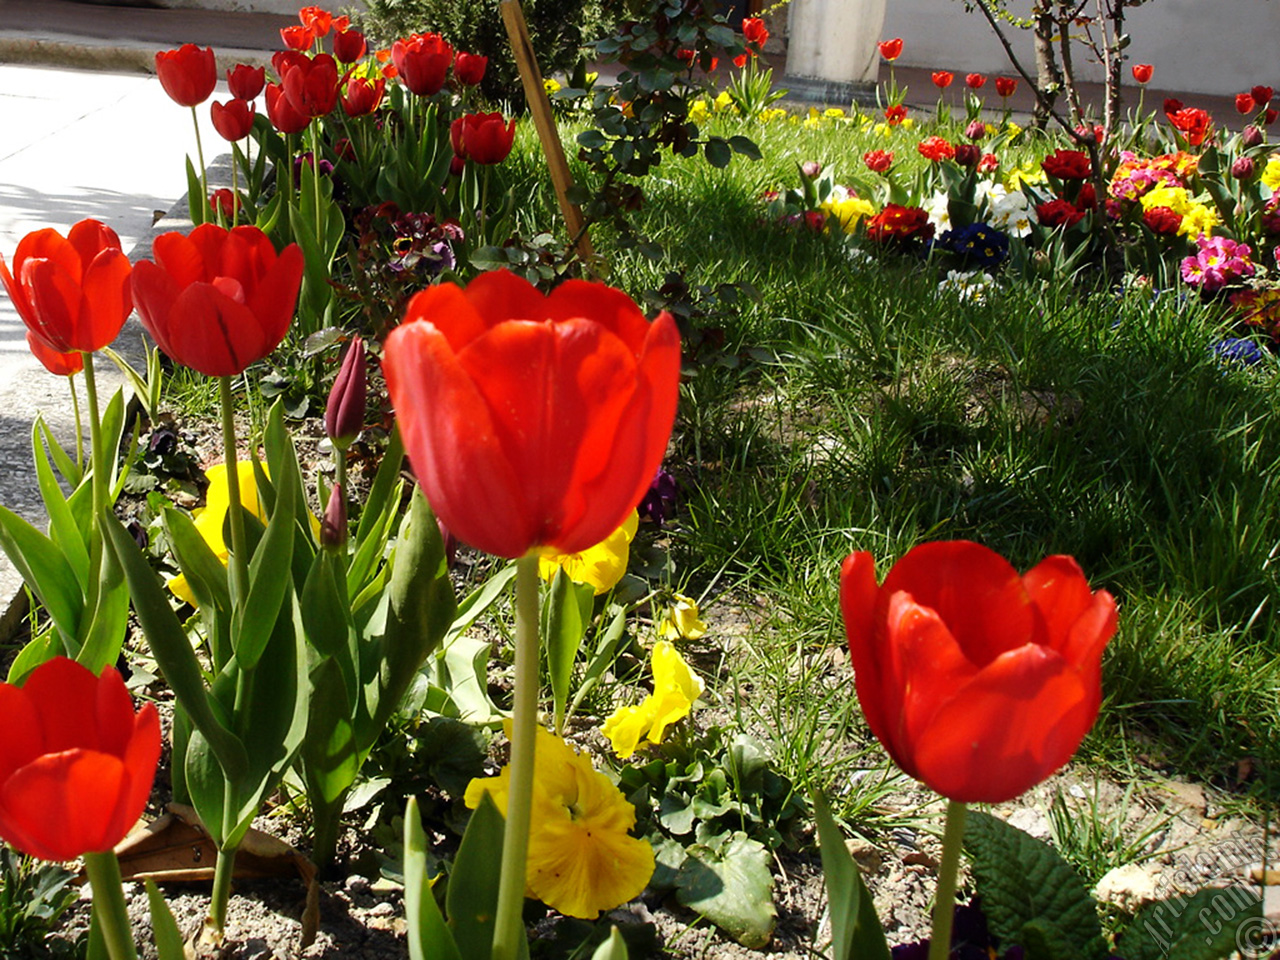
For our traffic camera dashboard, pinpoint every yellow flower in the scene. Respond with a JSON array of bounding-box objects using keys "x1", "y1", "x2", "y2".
[
  {"x1": 1139, "y1": 185, "x2": 1220, "y2": 236},
  {"x1": 538, "y1": 511, "x2": 638, "y2": 595},
  {"x1": 688, "y1": 99, "x2": 710, "y2": 123},
  {"x1": 658, "y1": 594, "x2": 708, "y2": 640},
  {"x1": 820, "y1": 195, "x2": 878, "y2": 234},
  {"x1": 824, "y1": 107, "x2": 846, "y2": 119},
  {"x1": 873, "y1": 122, "x2": 891, "y2": 137},
  {"x1": 1004, "y1": 162, "x2": 1046, "y2": 190},
  {"x1": 168, "y1": 461, "x2": 268, "y2": 605},
  {"x1": 464, "y1": 726, "x2": 654, "y2": 919},
  {"x1": 802, "y1": 115, "x2": 823, "y2": 130},
  {"x1": 602, "y1": 641, "x2": 704, "y2": 758},
  {"x1": 543, "y1": 77, "x2": 562, "y2": 95},
  {"x1": 1262, "y1": 155, "x2": 1280, "y2": 192},
  {"x1": 759, "y1": 107, "x2": 787, "y2": 124},
  {"x1": 901, "y1": 117, "x2": 916, "y2": 130},
  {"x1": 714, "y1": 90, "x2": 734, "y2": 113}
]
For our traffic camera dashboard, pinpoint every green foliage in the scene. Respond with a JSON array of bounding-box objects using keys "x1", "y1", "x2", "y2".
[
  {"x1": 1119, "y1": 888, "x2": 1261, "y2": 960},
  {"x1": 358, "y1": 0, "x2": 608, "y2": 108},
  {"x1": 674, "y1": 831, "x2": 776, "y2": 949},
  {"x1": 812, "y1": 791, "x2": 890, "y2": 960},
  {"x1": 0, "y1": 848, "x2": 79, "y2": 958}
]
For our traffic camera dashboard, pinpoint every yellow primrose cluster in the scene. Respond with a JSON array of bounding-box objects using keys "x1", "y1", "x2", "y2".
[
  {"x1": 820, "y1": 192, "x2": 878, "y2": 234},
  {"x1": 602, "y1": 641, "x2": 704, "y2": 758},
  {"x1": 1004, "y1": 161, "x2": 1047, "y2": 191},
  {"x1": 464, "y1": 726, "x2": 654, "y2": 919},
  {"x1": 1139, "y1": 185, "x2": 1219, "y2": 238}
]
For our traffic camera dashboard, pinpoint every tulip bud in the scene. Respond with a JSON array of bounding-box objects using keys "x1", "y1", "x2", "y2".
[
  {"x1": 965, "y1": 119, "x2": 987, "y2": 141},
  {"x1": 1232, "y1": 156, "x2": 1257, "y2": 180},
  {"x1": 800, "y1": 160, "x2": 822, "y2": 179},
  {"x1": 321, "y1": 483, "x2": 348, "y2": 550},
  {"x1": 953, "y1": 143, "x2": 981, "y2": 167},
  {"x1": 1242, "y1": 124, "x2": 1265, "y2": 148},
  {"x1": 325, "y1": 335, "x2": 366, "y2": 450}
]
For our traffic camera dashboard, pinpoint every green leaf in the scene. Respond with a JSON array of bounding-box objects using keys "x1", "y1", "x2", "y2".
[
  {"x1": 301, "y1": 656, "x2": 359, "y2": 807},
  {"x1": 145, "y1": 880, "x2": 186, "y2": 960},
  {"x1": 0, "y1": 504, "x2": 83, "y2": 647},
  {"x1": 74, "y1": 528, "x2": 131, "y2": 673},
  {"x1": 591, "y1": 926, "x2": 629, "y2": 960},
  {"x1": 7, "y1": 629, "x2": 60, "y2": 684},
  {"x1": 37, "y1": 417, "x2": 81, "y2": 489},
  {"x1": 32, "y1": 419, "x2": 88, "y2": 589},
  {"x1": 405, "y1": 797, "x2": 463, "y2": 960},
  {"x1": 233, "y1": 443, "x2": 297, "y2": 670},
  {"x1": 704, "y1": 137, "x2": 732, "y2": 169},
  {"x1": 964, "y1": 810, "x2": 1109, "y2": 960},
  {"x1": 447, "y1": 794, "x2": 507, "y2": 959},
  {"x1": 185, "y1": 156, "x2": 206, "y2": 226},
  {"x1": 675, "y1": 831, "x2": 776, "y2": 949},
  {"x1": 164, "y1": 507, "x2": 231, "y2": 614},
  {"x1": 544, "y1": 568, "x2": 592, "y2": 734},
  {"x1": 812, "y1": 791, "x2": 890, "y2": 960},
  {"x1": 727, "y1": 135, "x2": 762, "y2": 161},
  {"x1": 1120, "y1": 888, "x2": 1262, "y2": 960},
  {"x1": 99, "y1": 387, "x2": 128, "y2": 495}
]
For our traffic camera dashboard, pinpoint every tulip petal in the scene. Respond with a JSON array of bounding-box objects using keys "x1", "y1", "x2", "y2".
[
  {"x1": 1023, "y1": 555, "x2": 1117, "y2": 670},
  {"x1": 0, "y1": 253, "x2": 38, "y2": 327},
  {"x1": 245, "y1": 243, "x2": 304, "y2": 353},
  {"x1": 450, "y1": 269, "x2": 548, "y2": 343},
  {"x1": 0, "y1": 685, "x2": 44, "y2": 783},
  {"x1": 152, "y1": 231, "x2": 208, "y2": 288},
  {"x1": 913, "y1": 644, "x2": 1095, "y2": 802},
  {"x1": 131, "y1": 260, "x2": 182, "y2": 359},
  {"x1": 76, "y1": 249, "x2": 132, "y2": 351},
  {"x1": 879, "y1": 540, "x2": 1039, "y2": 666},
  {"x1": 166, "y1": 284, "x2": 264, "y2": 376},
  {"x1": 24, "y1": 656, "x2": 104, "y2": 754},
  {"x1": 22, "y1": 259, "x2": 81, "y2": 353},
  {"x1": 67, "y1": 219, "x2": 121, "y2": 269},
  {"x1": 0, "y1": 750, "x2": 129, "y2": 860},
  {"x1": 119, "y1": 705, "x2": 162, "y2": 838},
  {"x1": 546, "y1": 278, "x2": 654, "y2": 350},
  {"x1": 94, "y1": 666, "x2": 139, "y2": 757},
  {"x1": 384, "y1": 319, "x2": 532, "y2": 557},
  {"x1": 15, "y1": 229, "x2": 81, "y2": 280}
]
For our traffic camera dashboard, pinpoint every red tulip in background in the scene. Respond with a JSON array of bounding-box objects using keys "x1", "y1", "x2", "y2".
[
  {"x1": 342, "y1": 77, "x2": 385, "y2": 117},
  {"x1": 280, "y1": 25, "x2": 314, "y2": 52},
  {"x1": 931, "y1": 71, "x2": 953, "y2": 89},
  {"x1": 1237, "y1": 93, "x2": 1256, "y2": 115},
  {"x1": 0, "y1": 219, "x2": 132, "y2": 354},
  {"x1": 953, "y1": 143, "x2": 981, "y2": 167},
  {"x1": 283, "y1": 53, "x2": 340, "y2": 118},
  {"x1": 1253, "y1": 85, "x2": 1274, "y2": 106},
  {"x1": 227, "y1": 64, "x2": 266, "y2": 101},
  {"x1": 1132, "y1": 63, "x2": 1153, "y2": 84},
  {"x1": 1166, "y1": 105, "x2": 1211, "y2": 146},
  {"x1": 155, "y1": 44, "x2": 217, "y2": 108},
  {"x1": 1037, "y1": 198, "x2": 1086, "y2": 228},
  {"x1": 382, "y1": 269, "x2": 681, "y2": 559},
  {"x1": 325, "y1": 335, "x2": 366, "y2": 448},
  {"x1": 742, "y1": 16, "x2": 768, "y2": 48},
  {"x1": 211, "y1": 99, "x2": 255, "y2": 142},
  {"x1": 451, "y1": 112, "x2": 518, "y2": 165},
  {"x1": 863, "y1": 149, "x2": 893, "y2": 173},
  {"x1": 454, "y1": 51, "x2": 488, "y2": 87},
  {"x1": 965, "y1": 72, "x2": 986, "y2": 89},
  {"x1": 878, "y1": 38, "x2": 903, "y2": 61},
  {"x1": 840, "y1": 541, "x2": 1116, "y2": 803},
  {"x1": 333, "y1": 27, "x2": 368, "y2": 64},
  {"x1": 131, "y1": 223, "x2": 304, "y2": 377},
  {"x1": 298, "y1": 5, "x2": 332, "y2": 37},
  {"x1": 917, "y1": 136, "x2": 955, "y2": 162},
  {"x1": 0, "y1": 657, "x2": 160, "y2": 862},
  {"x1": 392, "y1": 32, "x2": 454, "y2": 97},
  {"x1": 884, "y1": 103, "x2": 907, "y2": 125},
  {"x1": 26, "y1": 331, "x2": 83, "y2": 377},
  {"x1": 1041, "y1": 148, "x2": 1092, "y2": 180},
  {"x1": 265, "y1": 82, "x2": 310, "y2": 134},
  {"x1": 209, "y1": 188, "x2": 240, "y2": 219},
  {"x1": 995, "y1": 76, "x2": 1017, "y2": 97}
]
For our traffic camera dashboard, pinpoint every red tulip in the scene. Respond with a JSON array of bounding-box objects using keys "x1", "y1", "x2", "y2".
[
  {"x1": 131, "y1": 224, "x2": 304, "y2": 377},
  {"x1": 333, "y1": 27, "x2": 367, "y2": 64},
  {"x1": 0, "y1": 657, "x2": 160, "y2": 862},
  {"x1": 272, "y1": 49, "x2": 309, "y2": 78},
  {"x1": 451, "y1": 112, "x2": 517, "y2": 165},
  {"x1": 1252, "y1": 85, "x2": 1273, "y2": 106},
  {"x1": 1131, "y1": 63, "x2": 1153, "y2": 84},
  {"x1": 283, "y1": 52, "x2": 340, "y2": 118},
  {"x1": 994, "y1": 76, "x2": 1017, "y2": 97},
  {"x1": 931, "y1": 71, "x2": 953, "y2": 89},
  {"x1": 265, "y1": 81, "x2": 310, "y2": 134},
  {"x1": 392, "y1": 32, "x2": 454, "y2": 97},
  {"x1": 0, "y1": 219, "x2": 132, "y2": 354},
  {"x1": 209, "y1": 188, "x2": 240, "y2": 219},
  {"x1": 210, "y1": 98, "x2": 255, "y2": 142},
  {"x1": 454, "y1": 51, "x2": 488, "y2": 87},
  {"x1": 742, "y1": 16, "x2": 769, "y2": 48},
  {"x1": 878, "y1": 38, "x2": 903, "y2": 61},
  {"x1": 226, "y1": 64, "x2": 266, "y2": 101},
  {"x1": 280, "y1": 25, "x2": 314, "y2": 52},
  {"x1": 155, "y1": 44, "x2": 217, "y2": 107},
  {"x1": 341, "y1": 77, "x2": 385, "y2": 117},
  {"x1": 884, "y1": 103, "x2": 907, "y2": 125},
  {"x1": 965, "y1": 72, "x2": 986, "y2": 89},
  {"x1": 863, "y1": 149, "x2": 893, "y2": 173},
  {"x1": 298, "y1": 5, "x2": 332, "y2": 37},
  {"x1": 26, "y1": 331, "x2": 83, "y2": 377},
  {"x1": 325, "y1": 335, "x2": 366, "y2": 448},
  {"x1": 382, "y1": 269, "x2": 681, "y2": 558},
  {"x1": 1237, "y1": 93, "x2": 1256, "y2": 115},
  {"x1": 841, "y1": 541, "x2": 1116, "y2": 803}
]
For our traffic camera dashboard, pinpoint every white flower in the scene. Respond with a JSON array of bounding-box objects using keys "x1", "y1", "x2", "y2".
[
  {"x1": 938, "y1": 269, "x2": 995, "y2": 303},
  {"x1": 987, "y1": 189, "x2": 1032, "y2": 238},
  {"x1": 923, "y1": 191, "x2": 952, "y2": 232}
]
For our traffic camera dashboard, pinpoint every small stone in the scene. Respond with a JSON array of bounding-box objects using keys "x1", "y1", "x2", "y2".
[
  {"x1": 846, "y1": 839, "x2": 884, "y2": 875},
  {"x1": 1094, "y1": 863, "x2": 1161, "y2": 913},
  {"x1": 903, "y1": 851, "x2": 938, "y2": 869},
  {"x1": 1006, "y1": 807, "x2": 1051, "y2": 840},
  {"x1": 344, "y1": 874, "x2": 371, "y2": 895},
  {"x1": 1161, "y1": 781, "x2": 1207, "y2": 816},
  {"x1": 367, "y1": 901, "x2": 395, "y2": 917}
]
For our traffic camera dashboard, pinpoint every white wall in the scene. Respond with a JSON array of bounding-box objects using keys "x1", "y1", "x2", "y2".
[{"x1": 882, "y1": 0, "x2": 1280, "y2": 97}]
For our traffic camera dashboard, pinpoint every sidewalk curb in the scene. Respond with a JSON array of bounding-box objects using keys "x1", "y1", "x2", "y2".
[{"x1": 0, "y1": 36, "x2": 274, "y2": 76}]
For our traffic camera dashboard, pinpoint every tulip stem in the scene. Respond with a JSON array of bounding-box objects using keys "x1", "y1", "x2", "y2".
[
  {"x1": 218, "y1": 376, "x2": 250, "y2": 609},
  {"x1": 927, "y1": 800, "x2": 968, "y2": 960},
  {"x1": 83, "y1": 851, "x2": 138, "y2": 960},
  {"x1": 191, "y1": 106, "x2": 209, "y2": 224},
  {"x1": 491, "y1": 552, "x2": 541, "y2": 960},
  {"x1": 81, "y1": 351, "x2": 106, "y2": 524},
  {"x1": 69, "y1": 372, "x2": 84, "y2": 476}
]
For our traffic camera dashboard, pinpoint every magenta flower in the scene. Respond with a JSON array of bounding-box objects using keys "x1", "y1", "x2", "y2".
[{"x1": 1182, "y1": 235, "x2": 1255, "y2": 294}]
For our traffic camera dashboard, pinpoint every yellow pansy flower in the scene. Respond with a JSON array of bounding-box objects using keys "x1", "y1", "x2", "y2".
[
  {"x1": 821, "y1": 195, "x2": 878, "y2": 235},
  {"x1": 602, "y1": 641, "x2": 704, "y2": 758},
  {"x1": 543, "y1": 77, "x2": 562, "y2": 95},
  {"x1": 714, "y1": 90, "x2": 734, "y2": 112},
  {"x1": 759, "y1": 107, "x2": 787, "y2": 124},
  {"x1": 168, "y1": 461, "x2": 268, "y2": 605},
  {"x1": 688, "y1": 99, "x2": 710, "y2": 123},
  {"x1": 1262, "y1": 156, "x2": 1280, "y2": 192},
  {"x1": 465, "y1": 726, "x2": 654, "y2": 919},
  {"x1": 658, "y1": 593, "x2": 708, "y2": 640},
  {"x1": 538, "y1": 511, "x2": 638, "y2": 595}
]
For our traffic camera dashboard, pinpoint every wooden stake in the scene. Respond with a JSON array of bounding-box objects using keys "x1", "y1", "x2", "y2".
[{"x1": 500, "y1": 0, "x2": 596, "y2": 267}]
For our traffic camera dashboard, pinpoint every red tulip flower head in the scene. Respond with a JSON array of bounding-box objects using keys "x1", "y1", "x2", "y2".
[
  {"x1": 131, "y1": 224, "x2": 304, "y2": 377},
  {"x1": 931, "y1": 71, "x2": 954, "y2": 89},
  {"x1": 995, "y1": 76, "x2": 1017, "y2": 97},
  {"x1": 0, "y1": 657, "x2": 160, "y2": 862},
  {"x1": 226, "y1": 64, "x2": 266, "y2": 101},
  {"x1": 382, "y1": 270, "x2": 681, "y2": 559},
  {"x1": 742, "y1": 17, "x2": 769, "y2": 48},
  {"x1": 965, "y1": 72, "x2": 987, "y2": 89},
  {"x1": 1252, "y1": 85, "x2": 1273, "y2": 106},
  {"x1": 841, "y1": 541, "x2": 1116, "y2": 803},
  {"x1": 878, "y1": 38, "x2": 903, "y2": 61},
  {"x1": 454, "y1": 51, "x2": 488, "y2": 87},
  {"x1": 1237, "y1": 93, "x2": 1256, "y2": 115},
  {"x1": 280, "y1": 25, "x2": 314, "y2": 51},
  {"x1": 342, "y1": 76, "x2": 385, "y2": 117},
  {"x1": 451, "y1": 112, "x2": 517, "y2": 165},
  {"x1": 863, "y1": 149, "x2": 894, "y2": 173},
  {"x1": 155, "y1": 44, "x2": 217, "y2": 107},
  {"x1": 0, "y1": 219, "x2": 132, "y2": 354},
  {"x1": 283, "y1": 53, "x2": 340, "y2": 118},
  {"x1": 1131, "y1": 63, "x2": 1153, "y2": 84},
  {"x1": 26, "y1": 331, "x2": 83, "y2": 377},
  {"x1": 265, "y1": 81, "x2": 310, "y2": 134},
  {"x1": 392, "y1": 32, "x2": 454, "y2": 97},
  {"x1": 333, "y1": 27, "x2": 368, "y2": 64},
  {"x1": 298, "y1": 5, "x2": 333, "y2": 37},
  {"x1": 211, "y1": 98, "x2": 256, "y2": 142}
]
